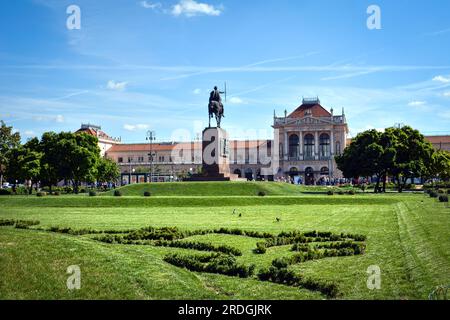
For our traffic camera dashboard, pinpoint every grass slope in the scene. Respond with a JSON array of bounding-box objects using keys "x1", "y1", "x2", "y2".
[{"x1": 102, "y1": 181, "x2": 310, "y2": 197}]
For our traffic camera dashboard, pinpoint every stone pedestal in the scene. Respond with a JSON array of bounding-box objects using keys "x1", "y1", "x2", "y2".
[{"x1": 188, "y1": 127, "x2": 239, "y2": 181}]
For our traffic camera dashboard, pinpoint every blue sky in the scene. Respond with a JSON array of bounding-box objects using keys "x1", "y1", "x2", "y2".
[{"x1": 1, "y1": 0, "x2": 450, "y2": 143}]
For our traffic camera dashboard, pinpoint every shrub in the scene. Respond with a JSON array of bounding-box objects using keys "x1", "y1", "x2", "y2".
[
  {"x1": 64, "y1": 186, "x2": 74, "y2": 194},
  {"x1": 272, "y1": 257, "x2": 289, "y2": 269},
  {"x1": 36, "y1": 191, "x2": 47, "y2": 197},
  {"x1": 164, "y1": 253, "x2": 254, "y2": 278},
  {"x1": 0, "y1": 189, "x2": 11, "y2": 195},
  {"x1": 89, "y1": 190, "x2": 97, "y2": 197},
  {"x1": 53, "y1": 191, "x2": 61, "y2": 196},
  {"x1": 79, "y1": 188, "x2": 86, "y2": 194},
  {"x1": 438, "y1": 189, "x2": 445, "y2": 194},
  {"x1": 143, "y1": 191, "x2": 151, "y2": 197},
  {"x1": 337, "y1": 190, "x2": 345, "y2": 195},
  {"x1": 347, "y1": 190, "x2": 356, "y2": 195},
  {"x1": 327, "y1": 190, "x2": 334, "y2": 196},
  {"x1": 0, "y1": 219, "x2": 16, "y2": 226},
  {"x1": 153, "y1": 240, "x2": 242, "y2": 256},
  {"x1": 15, "y1": 222, "x2": 31, "y2": 229},
  {"x1": 430, "y1": 191, "x2": 438, "y2": 198},
  {"x1": 257, "y1": 191, "x2": 266, "y2": 197},
  {"x1": 114, "y1": 190, "x2": 122, "y2": 197},
  {"x1": 438, "y1": 195, "x2": 448, "y2": 203},
  {"x1": 253, "y1": 242, "x2": 267, "y2": 254}
]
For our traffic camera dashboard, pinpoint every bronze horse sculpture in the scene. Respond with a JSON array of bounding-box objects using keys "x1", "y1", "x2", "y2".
[{"x1": 208, "y1": 86, "x2": 224, "y2": 128}]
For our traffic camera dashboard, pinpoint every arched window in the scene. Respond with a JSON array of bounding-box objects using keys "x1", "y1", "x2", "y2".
[
  {"x1": 320, "y1": 167, "x2": 329, "y2": 175},
  {"x1": 289, "y1": 134, "x2": 299, "y2": 158},
  {"x1": 319, "y1": 133, "x2": 330, "y2": 158},
  {"x1": 304, "y1": 134, "x2": 315, "y2": 159}
]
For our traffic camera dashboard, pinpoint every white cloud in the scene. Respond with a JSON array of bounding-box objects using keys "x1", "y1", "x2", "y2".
[
  {"x1": 32, "y1": 114, "x2": 64, "y2": 123},
  {"x1": 140, "y1": 1, "x2": 162, "y2": 10},
  {"x1": 408, "y1": 100, "x2": 426, "y2": 107},
  {"x1": 55, "y1": 115, "x2": 64, "y2": 123},
  {"x1": 433, "y1": 75, "x2": 450, "y2": 83},
  {"x1": 228, "y1": 96, "x2": 244, "y2": 104},
  {"x1": 107, "y1": 80, "x2": 128, "y2": 91},
  {"x1": 193, "y1": 88, "x2": 202, "y2": 95},
  {"x1": 171, "y1": 0, "x2": 222, "y2": 17},
  {"x1": 443, "y1": 91, "x2": 450, "y2": 97},
  {"x1": 24, "y1": 130, "x2": 36, "y2": 137},
  {"x1": 123, "y1": 124, "x2": 150, "y2": 131}
]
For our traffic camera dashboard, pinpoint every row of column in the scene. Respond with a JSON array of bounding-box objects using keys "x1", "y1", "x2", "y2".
[{"x1": 283, "y1": 130, "x2": 335, "y2": 160}]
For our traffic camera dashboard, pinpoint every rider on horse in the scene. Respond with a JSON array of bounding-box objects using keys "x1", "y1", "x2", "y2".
[{"x1": 208, "y1": 86, "x2": 224, "y2": 128}]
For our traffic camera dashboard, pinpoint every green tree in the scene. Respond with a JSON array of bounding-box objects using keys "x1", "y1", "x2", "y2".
[
  {"x1": 56, "y1": 132, "x2": 101, "y2": 193},
  {"x1": 5, "y1": 139, "x2": 42, "y2": 194},
  {"x1": 0, "y1": 120, "x2": 21, "y2": 187},
  {"x1": 97, "y1": 157, "x2": 120, "y2": 184},
  {"x1": 39, "y1": 132, "x2": 60, "y2": 190},
  {"x1": 429, "y1": 150, "x2": 450, "y2": 181},
  {"x1": 384, "y1": 126, "x2": 434, "y2": 192},
  {"x1": 335, "y1": 130, "x2": 394, "y2": 193}
]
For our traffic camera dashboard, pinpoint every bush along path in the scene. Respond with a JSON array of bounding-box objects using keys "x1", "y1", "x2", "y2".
[{"x1": 0, "y1": 220, "x2": 367, "y2": 299}]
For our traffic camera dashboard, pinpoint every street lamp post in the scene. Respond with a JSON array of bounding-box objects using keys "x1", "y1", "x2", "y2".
[{"x1": 146, "y1": 131, "x2": 156, "y2": 183}]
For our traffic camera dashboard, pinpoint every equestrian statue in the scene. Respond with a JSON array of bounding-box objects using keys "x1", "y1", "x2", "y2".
[{"x1": 208, "y1": 86, "x2": 225, "y2": 128}]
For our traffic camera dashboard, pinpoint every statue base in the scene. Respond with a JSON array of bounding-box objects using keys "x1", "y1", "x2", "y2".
[{"x1": 187, "y1": 127, "x2": 239, "y2": 181}]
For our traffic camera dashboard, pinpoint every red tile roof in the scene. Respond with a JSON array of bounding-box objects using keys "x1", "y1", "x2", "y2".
[
  {"x1": 425, "y1": 136, "x2": 450, "y2": 144},
  {"x1": 288, "y1": 103, "x2": 332, "y2": 118}
]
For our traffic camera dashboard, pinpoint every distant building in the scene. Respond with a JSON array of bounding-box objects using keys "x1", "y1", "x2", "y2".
[
  {"x1": 273, "y1": 98, "x2": 348, "y2": 184},
  {"x1": 75, "y1": 124, "x2": 121, "y2": 157},
  {"x1": 76, "y1": 98, "x2": 450, "y2": 185}
]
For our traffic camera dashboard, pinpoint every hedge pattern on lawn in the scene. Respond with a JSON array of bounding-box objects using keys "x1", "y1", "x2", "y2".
[{"x1": 0, "y1": 221, "x2": 366, "y2": 299}]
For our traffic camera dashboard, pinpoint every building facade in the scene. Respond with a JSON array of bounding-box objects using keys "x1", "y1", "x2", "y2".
[
  {"x1": 77, "y1": 98, "x2": 450, "y2": 185},
  {"x1": 273, "y1": 98, "x2": 348, "y2": 184}
]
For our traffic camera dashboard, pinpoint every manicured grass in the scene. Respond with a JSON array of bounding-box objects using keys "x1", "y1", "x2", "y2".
[
  {"x1": 0, "y1": 189, "x2": 448, "y2": 300},
  {"x1": 101, "y1": 181, "x2": 334, "y2": 197}
]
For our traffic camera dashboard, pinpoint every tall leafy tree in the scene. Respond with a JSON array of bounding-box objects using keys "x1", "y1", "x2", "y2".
[
  {"x1": 55, "y1": 132, "x2": 101, "y2": 193},
  {"x1": 97, "y1": 157, "x2": 120, "y2": 184},
  {"x1": 0, "y1": 120, "x2": 21, "y2": 187},
  {"x1": 429, "y1": 149, "x2": 450, "y2": 181},
  {"x1": 39, "y1": 132, "x2": 61, "y2": 190},
  {"x1": 335, "y1": 130, "x2": 394, "y2": 193},
  {"x1": 5, "y1": 139, "x2": 42, "y2": 194},
  {"x1": 384, "y1": 126, "x2": 434, "y2": 192}
]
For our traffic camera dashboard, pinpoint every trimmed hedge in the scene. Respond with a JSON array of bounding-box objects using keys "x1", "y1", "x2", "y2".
[
  {"x1": 0, "y1": 189, "x2": 11, "y2": 195},
  {"x1": 154, "y1": 240, "x2": 241, "y2": 256},
  {"x1": 114, "y1": 190, "x2": 122, "y2": 197},
  {"x1": 257, "y1": 266, "x2": 339, "y2": 298},
  {"x1": 439, "y1": 195, "x2": 448, "y2": 203},
  {"x1": 253, "y1": 242, "x2": 267, "y2": 254},
  {"x1": 89, "y1": 191, "x2": 97, "y2": 197},
  {"x1": 0, "y1": 219, "x2": 40, "y2": 228},
  {"x1": 164, "y1": 253, "x2": 255, "y2": 278},
  {"x1": 143, "y1": 191, "x2": 151, "y2": 197}
]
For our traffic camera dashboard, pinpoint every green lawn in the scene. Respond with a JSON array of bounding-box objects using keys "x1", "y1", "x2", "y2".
[
  {"x1": 0, "y1": 184, "x2": 448, "y2": 300},
  {"x1": 101, "y1": 181, "x2": 359, "y2": 196}
]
